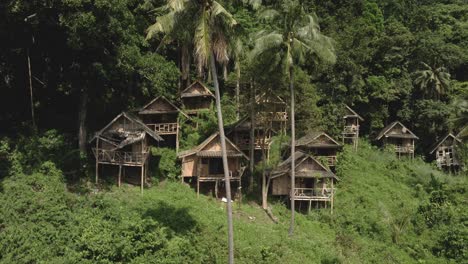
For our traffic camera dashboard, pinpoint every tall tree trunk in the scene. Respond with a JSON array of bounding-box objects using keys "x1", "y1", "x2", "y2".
[
  {"x1": 210, "y1": 51, "x2": 235, "y2": 264},
  {"x1": 288, "y1": 67, "x2": 295, "y2": 236},
  {"x1": 27, "y1": 48, "x2": 36, "y2": 130},
  {"x1": 181, "y1": 43, "x2": 190, "y2": 90},
  {"x1": 236, "y1": 69, "x2": 240, "y2": 120},
  {"x1": 78, "y1": 89, "x2": 88, "y2": 160},
  {"x1": 248, "y1": 80, "x2": 255, "y2": 192}
]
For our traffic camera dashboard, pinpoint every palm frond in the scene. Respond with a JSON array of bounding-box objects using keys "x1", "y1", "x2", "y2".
[
  {"x1": 249, "y1": 32, "x2": 283, "y2": 62},
  {"x1": 167, "y1": 0, "x2": 188, "y2": 12},
  {"x1": 146, "y1": 11, "x2": 175, "y2": 40},
  {"x1": 212, "y1": 1, "x2": 237, "y2": 27},
  {"x1": 257, "y1": 8, "x2": 280, "y2": 21},
  {"x1": 194, "y1": 10, "x2": 211, "y2": 74}
]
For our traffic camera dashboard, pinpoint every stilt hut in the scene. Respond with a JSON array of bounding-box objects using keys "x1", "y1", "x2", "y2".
[
  {"x1": 178, "y1": 133, "x2": 248, "y2": 198},
  {"x1": 90, "y1": 112, "x2": 163, "y2": 192},
  {"x1": 375, "y1": 121, "x2": 418, "y2": 159},
  {"x1": 138, "y1": 96, "x2": 189, "y2": 151},
  {"x1": 255, "y1": 93, "x2": 288, "y2": 133},
  {"x1": 430, "y1": 133, "x2": 462, "y2": 170},
  {"x1": 342, "y1": 104, "x2": 364, "y2": 149},
  {"x1": 270, "y1": 151, "x2": 338, "y2": 213},
  {"x1": 180, "y1": 80, "x2": 215, "y2": 116},
  {"x1": 295, "y1": 132, "x2": 342, "y2": 169},
  {"x1": 226, "y1": 116, "x2": 272, "y2": 161}
]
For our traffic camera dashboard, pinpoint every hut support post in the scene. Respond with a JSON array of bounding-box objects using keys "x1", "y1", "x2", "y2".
[
  {"x1": 140, "y1": 164, "x2": 144, "y2": 194},
  {"x1": 118, "y1": 164, "x2": 122, "y2": 187},
  {"x1": 95, "y1": 138, "x2": 99, "y2": 185},
  {"x1": 331, "y1": 180, "x2": 334, "y2": 214},
  {"x1": 215, "y1": 180, "x2": 219, "y2": 199}
]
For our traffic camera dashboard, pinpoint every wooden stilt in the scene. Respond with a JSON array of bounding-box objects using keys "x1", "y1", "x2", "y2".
[
  {"x1": 118, "y1": 164, "x2": 122, "y2": 188},
  {"x1": 197, "y1": 177, "x2": 200, "y2": 198},
  {"x1": 331, "y1": 180, "x2": 334, "y2": 214},
  {"x1": 95, "y1": 138, "x2": 99, "y2": 185},
  {"x1": 308, "y1": 200, "x2": 311, "y2": 214},
  {"x1": 215, "y1": 180, "x2": 219, "y2": 199},
  {"x1": 140, "y1": 164, "x2": 144, "y2": 194}
]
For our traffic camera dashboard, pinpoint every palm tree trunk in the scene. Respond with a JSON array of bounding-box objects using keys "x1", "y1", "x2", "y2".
[
  {"x1": 249, "y1": 80, "x2": 255, "y2": 192},
  {"x1": 27, "y1": 48, "x2": 36, "y2": 130},
  {"x1": 288, "y1": 67, "x2": 295, "y2": 236},
  {"x1": 181, "y1": 43, "x2": 191, "y2": 89},
  {"x1": 210, "y1": 51, "x2": 235, "y2": 264},
  {"x1": 78, "y1": 89, "x2": 88, "y2": 160}
]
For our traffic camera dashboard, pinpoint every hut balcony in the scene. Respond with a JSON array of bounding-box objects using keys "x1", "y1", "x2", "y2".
[
  {"x1": 198, "y1": 169, "x2": 243, "y2": 181},
  {"x1": 394, "y1": 145, "x2": 414, "y2": 153},
  {"x1": 325, "y1": 156, "x2": 337, "y2": 166},
  {"x1": 236, "y1": 136, "x2": 272, "y2": 150},
  {"x1": 343, "y1": 125, "x2": 359, "y2": 134},
  {"x1": 257, "y1": 111, "x2": 288, "y2": 122},
  {"x1": 293, "y1": 187, "x2": 335, "y2": 201},
  {"x1": 146, "y1": 122, "x2": 178, "y2": 135},
  {"x1": 92, "y1": 148, "x2": 149, "y2": 166}
]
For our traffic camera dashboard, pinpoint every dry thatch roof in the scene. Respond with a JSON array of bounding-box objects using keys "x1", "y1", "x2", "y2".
[
  {"x1": 343, "y1": 104, "x2": 364, "y2": 121},
  {"x1": 180, "y1": 80, "x2": 215, "y2": 98},
  {"x1": 177, "y1": 132, "x2": 249, "y2": 160},
  {"x1": 295, "y1": 131, "x2": 341, "y2": 148},
  {"x1": 375, "y1": 121, "x2": 419, "y2": 140},
  {"x1": 271, "y1": 151, "x2": 338, "y2": 180}
]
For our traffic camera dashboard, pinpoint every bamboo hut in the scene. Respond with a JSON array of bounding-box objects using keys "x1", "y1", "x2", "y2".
[
  {"x1": 295, "y1": 132, "x2": 342, "y2": 169},
  {"x1": 342, "y1": 104, "x2": 364, "y2": 150},
  {"x1": 226, "y1": 116, "x2": 272, "y2": 161},
  {"x1": 270, "y1": 151, "x2": 338, "y2": 213},
  {"x1": 90, "y1": 112, "x2": 163, "y2": 192},
  {"x1": 138, "y1": 96, "x2": 189, "y2": 151},
  {"x1": 178, "y1": 133, "x2": 249, "y2": 198},
  {"x1": 180, "y1": 80, "x2": 215, "y2": 116},
  {"x1": 255, "y1": 93, "x2": 288, "y2": 133},
  {"x1": 430, "y1": 133, "x2": 462, "y2": 170},
  {"x1": 376, "y1": 121, "x2": 418, "y2": 159}
]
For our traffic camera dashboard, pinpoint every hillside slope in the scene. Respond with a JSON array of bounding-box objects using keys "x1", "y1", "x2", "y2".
[{"x1": 0, "y1": 142, "x2": 465, "y2": 263}]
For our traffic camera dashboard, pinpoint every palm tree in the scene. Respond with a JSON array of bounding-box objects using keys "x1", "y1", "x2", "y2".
[
  {"x1": 147, "y1": 1, "x2": 237, "y2": 262},
  {"x1": 413, "y1": 62, "x2": 451, "y2": 100},
  {"x1": 249, "y1": 0, "x2": 335, "y2": 235}
]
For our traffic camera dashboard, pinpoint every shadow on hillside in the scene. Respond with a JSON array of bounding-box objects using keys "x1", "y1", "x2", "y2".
[{"x1": 142, "y1": 201, "x2": 198, "y2": 235}]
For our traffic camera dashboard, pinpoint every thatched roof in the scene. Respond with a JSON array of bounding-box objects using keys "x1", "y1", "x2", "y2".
[
  {"x1": 375, "y1": 121, "x2": 419, "y2": 140},
  {"x1": 343, "y1": 104, "x2": 364, "y2": 121},
  {"x1": 89, "y1": 112, "x2": 163, "y2": 144},
  {"x1": 181, "y1": 80, "x2": 215, "y2": 98},
  {"x1": 177, "y1": 132, "x2": 249, "y2": 160},
  {"x1": 429, "y1": 133, "x2": 462, "y2": 154},
  {"x1": 271, "y1": 151, "x2": 338, "y2": 180},
  {"x1": 138, "y1": 96, "x2": 189, "y2": 118},
  {"x1": 296, "y1": 131, "x2": 341, "y2": 148}
]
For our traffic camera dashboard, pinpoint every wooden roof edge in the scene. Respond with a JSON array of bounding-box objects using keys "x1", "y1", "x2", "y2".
[
  {"x1": 138, "y1": 96, "x2": 190, "y2": 119},
  {"x1": 272, "y1": 152, "x2": 338, "y2": 180},
  {"x1": 429, "y1": 133, "x2": 462, "y2": 154},
  {"x1": 177, "y1": 132, "x2": 249, "y2": 160},
  {"x1": 255, "y1": 92, "x2": 287, "y2": 105},
  {"x1": 344, "y1": 104, "x2": 364, "y2": 121},
  {"x1": 376, "y1": 121, "x2": 419, "y2": 140},
  {"x1": 297, "y1": 131, "x2": 342, "y2": 147},
  {"x1": 181, "y1": 80, "x2": 215, "y2": 98},
  {"x1": 89, "y1": 112, "x2": 164, "y2": 143}
]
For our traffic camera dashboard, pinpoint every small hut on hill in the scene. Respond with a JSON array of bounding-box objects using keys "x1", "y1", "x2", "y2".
[
  {"x1": 226, "y1": 116, "x2": 272, "y2": 161},
  {"x1": 270, "y1": 151, "x2": 338, "y2": 213},
  {"x1": 342, "y1": 104, "x2": 364, "y2": 149},
  {"x1": 138, "y1": 96, "x2": 189, "y2": 151},
  {"x1": 178, "y1": 133, "x2": 248, "y2": 198},
  {"x1": 90, "y1": 112, "x2": 163, "y2": 192},
  {"x1": 255, "y1": 93, "x2": 288, "y2": 133},
  {"x1": 180, "y1": 80, "x2": 215, "y2": 115},
  {"x1": 430, "y1": 133, "x2": 462, "y2": 170},
  {"x1": 376, "y1": 121, "x2": 418, "y2": 159},
  {"x1": 295, "y1": 132, "x2": 342, "y2": 169}
]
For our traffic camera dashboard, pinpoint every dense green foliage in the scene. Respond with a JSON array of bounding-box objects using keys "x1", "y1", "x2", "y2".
[
  {"x1": 0, "y1": 0, "x2": 467, "y2": 263},
  {"x1": 0, "y1": 140, "x2": 466, "y2": 263}
]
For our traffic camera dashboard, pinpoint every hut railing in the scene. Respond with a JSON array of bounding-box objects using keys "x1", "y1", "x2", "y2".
[
  {"x1": 343, "y1": 125, "x2": 359, "y2": 134},
  {"x1": 92, "y1": 148, "x2": 149, "y2": 165},
  {"x1": 293, "y1": 187, "x2": 335, "y2": 200},
  {"x1": 394, "y1": 145, "x2": 414, "y2": 153},
  {"x1": 147, "y1": 123, "x2": 178, "y2": 134},
  {"x1": 326, "y1": 156, "x2": 337, "y2": 166},
  {"x1": 237, "y1": 136, "x2": 272, "y2": 149},
  {"x1": 257, "y1": 111, "x2": 288, "y2": 122},
  {"x1": 199, "y1": 170, "x2": 242, "y2": 180}
]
